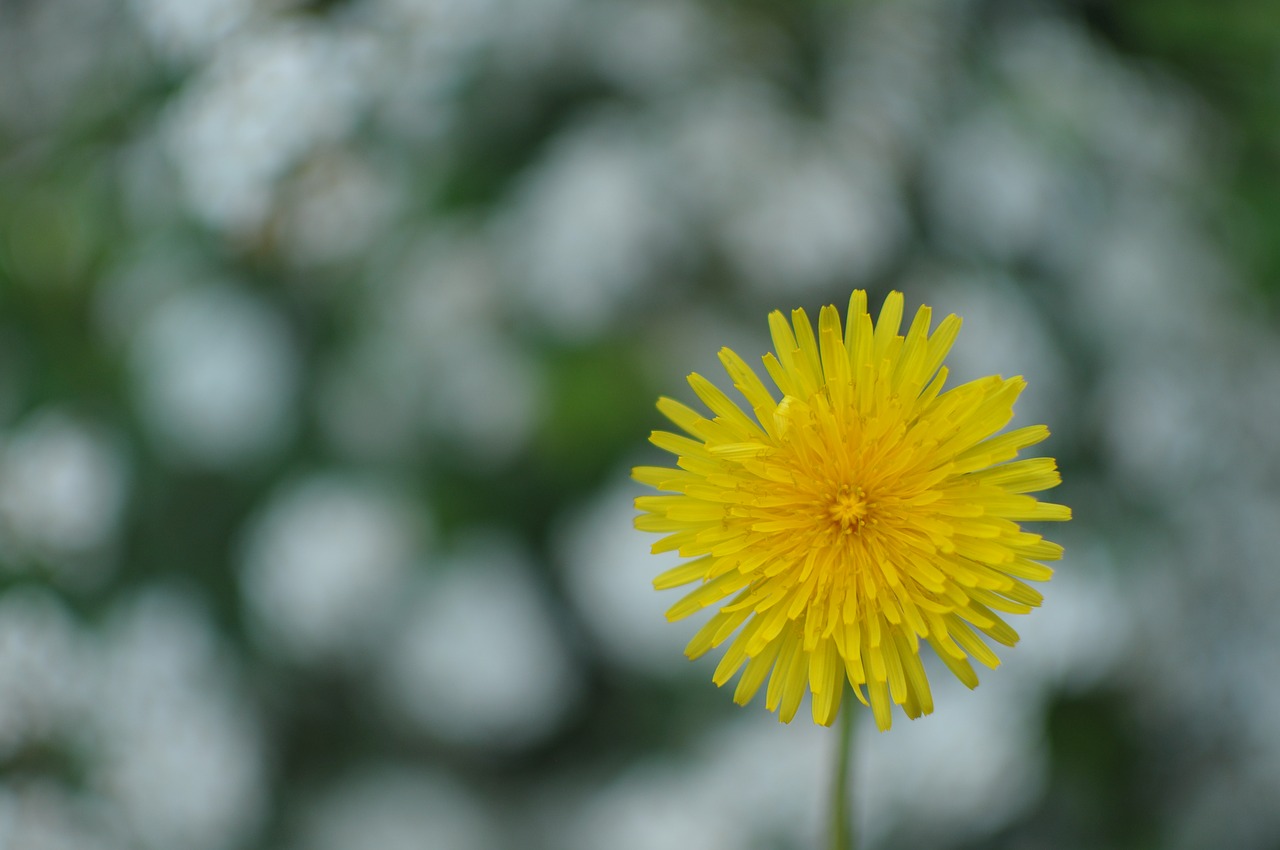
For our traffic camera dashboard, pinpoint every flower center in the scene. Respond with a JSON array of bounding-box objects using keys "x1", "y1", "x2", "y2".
[{"x1": 828, "y1": 485, "x2": 869, "y2": 533}]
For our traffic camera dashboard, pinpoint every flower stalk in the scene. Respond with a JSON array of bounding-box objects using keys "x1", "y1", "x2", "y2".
[{"x1": 828, "y1": 695, "x2": 856, "y2": 850}]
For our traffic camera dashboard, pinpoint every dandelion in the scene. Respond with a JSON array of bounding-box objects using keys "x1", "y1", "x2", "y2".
[{"x1": 633, "y1": 290, "x2": 1070, "y2": 732}]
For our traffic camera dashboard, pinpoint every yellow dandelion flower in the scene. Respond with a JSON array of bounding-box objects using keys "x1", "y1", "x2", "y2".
[{"x1": 633, "y1": 290, "x2": 1070, "y2": 731}]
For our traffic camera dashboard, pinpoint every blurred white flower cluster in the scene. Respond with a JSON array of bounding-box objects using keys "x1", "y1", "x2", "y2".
[{"x1": 0, "y1": 588, "x2": 264, "y2": 850}]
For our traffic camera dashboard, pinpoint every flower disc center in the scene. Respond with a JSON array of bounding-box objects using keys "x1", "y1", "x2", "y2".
[{"x1": 829, "y1": 485, "x2": 869, "y2": 533}]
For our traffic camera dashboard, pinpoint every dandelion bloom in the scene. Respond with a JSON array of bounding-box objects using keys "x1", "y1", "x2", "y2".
[{"x1": 633, "y1": 291, "x2": 1070, "y2": 730}]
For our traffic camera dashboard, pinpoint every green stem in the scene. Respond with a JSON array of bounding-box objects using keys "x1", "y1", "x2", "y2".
[{"x1": 827, "y1": 693, "x2": 857, "y2": 850}]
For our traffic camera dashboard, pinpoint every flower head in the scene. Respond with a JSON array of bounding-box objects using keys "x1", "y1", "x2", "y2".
[{"x1": 633, "y1": 291, "x2": 1070, "y2": 730}]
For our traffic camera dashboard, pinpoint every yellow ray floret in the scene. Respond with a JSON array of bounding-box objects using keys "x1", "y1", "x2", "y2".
[{"x1": 633, "y1": 290, "x2": 1070, "y2": 731}]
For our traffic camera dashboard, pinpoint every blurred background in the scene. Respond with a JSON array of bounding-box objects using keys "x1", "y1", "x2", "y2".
[{"x1": 1, "y1": 0, "x2": 1278, "y2": 847}]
